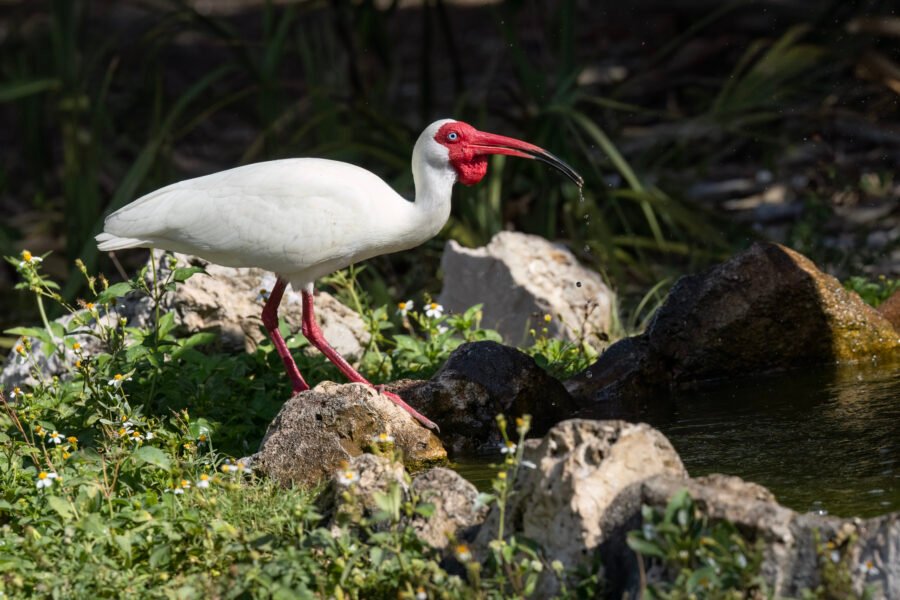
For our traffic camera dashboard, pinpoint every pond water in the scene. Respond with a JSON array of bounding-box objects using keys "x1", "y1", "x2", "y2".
[{"x1": 451, "y1": 362, "x2": 900, "y2": 519}]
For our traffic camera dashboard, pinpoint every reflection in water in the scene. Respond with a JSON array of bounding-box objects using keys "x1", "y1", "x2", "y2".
[
  {"x1": 451, "y1": 363, "x2": 899, "y2": 519},
  {"x1": 647, "y1": 363, "x2": 899, "y2": 518}
]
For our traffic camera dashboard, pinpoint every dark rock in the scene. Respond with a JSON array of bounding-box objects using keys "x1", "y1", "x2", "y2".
[
  {"x1": 567, "y1": 243, "x2": 900, "y2": 408},
  {"x1": 255, "y1": 382, "x2": 446, "y2": 487},
  {"x1": 878, "y1": 290, "x2": 900, "y2": 332},
  {"x1": 395, "y1": 341, "x2": 578, "y2": 454}
]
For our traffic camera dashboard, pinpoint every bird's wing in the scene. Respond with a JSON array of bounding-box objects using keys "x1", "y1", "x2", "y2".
[{"x1": 101, "y1": 158, "x2": 409, "y2": 275}]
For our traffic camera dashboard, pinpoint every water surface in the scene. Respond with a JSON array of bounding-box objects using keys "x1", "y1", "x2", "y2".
[{"x1": 451, "y1": 363, "x2": 900, "y2": 518}]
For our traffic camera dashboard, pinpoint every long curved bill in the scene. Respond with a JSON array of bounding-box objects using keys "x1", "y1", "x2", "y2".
[{"x1": 469, "y1": 130, "x2": 584, "y2": 187}]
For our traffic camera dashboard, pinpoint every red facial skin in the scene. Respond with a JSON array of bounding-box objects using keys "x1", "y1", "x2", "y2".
[
  {"x1": 435, "y1": 120, "x2": 579, "y2": 188},
  {"x1": 435, "y1": 122, "x2": 488, "y2": 185}
]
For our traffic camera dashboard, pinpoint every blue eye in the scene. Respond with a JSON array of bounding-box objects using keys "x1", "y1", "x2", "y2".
[{"x1": 447, "y1": 132, "x2": 459, "y2": 141}]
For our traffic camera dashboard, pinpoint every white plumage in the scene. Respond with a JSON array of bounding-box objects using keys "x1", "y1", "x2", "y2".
[{"x1": 96, "y1": 118, "x2": 580, "y2": 431}]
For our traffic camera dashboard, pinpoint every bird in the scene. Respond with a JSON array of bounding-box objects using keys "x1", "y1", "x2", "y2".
[{"x1": 96, "y1": 119, "x2": 583, "y2": 432}]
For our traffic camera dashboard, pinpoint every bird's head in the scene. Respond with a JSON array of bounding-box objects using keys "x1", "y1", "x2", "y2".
[{"x1": 416, "y1": 119, "x2": 583, "y2": 188}]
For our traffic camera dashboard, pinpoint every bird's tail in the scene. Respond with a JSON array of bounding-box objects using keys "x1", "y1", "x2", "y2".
[{"x1": 96, "y1": 232, "x2": 152, "y2": 251}]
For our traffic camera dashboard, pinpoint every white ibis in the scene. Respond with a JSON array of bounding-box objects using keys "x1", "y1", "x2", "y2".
[{"x1": 96, "y1": 119, "x2": 583, "y2": 431}]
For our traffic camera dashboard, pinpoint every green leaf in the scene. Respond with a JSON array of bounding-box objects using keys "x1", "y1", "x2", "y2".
[
  {"x1": 173, "y1": 266, "x2": 206, "y2": 283},
  {"x1": 132, "y1": 446, "x2": 171, "y2": 471},
  {"x1": 149, "y1": 544, "x2": 171, "y2": 569},
  {"x1": 626, "y1": 533, "x2": 666, "y2": 559},
  {"x1": 96, "y1": 282, "x2": 134, "y2": 304},
  {"x1": 46, "y1": 496, "x2": 75, "y2": 520},
  {"x1": 0, "y1": 78, "x2": 60, "y2": 102}
]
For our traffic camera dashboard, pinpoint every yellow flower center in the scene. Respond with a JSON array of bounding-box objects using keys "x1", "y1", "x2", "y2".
[
  {"x1": 86, "y1": 303, "x2": 95, "y2": 310},
  {"x1": 15, "y1": 345, "x2": 24, "y2": 355},
  {"x1": 544, "y1": 313, "x2": 552, "y2": 322},
  {"x1": 38, "y1": 472, "x2": 48, "y2": 480},
  {"x1": 22, "y1": 250, "x2": 32, "y2": 262},
  {"x1": 430, "y1": 303, "x2": 438, "y2": 309},
  {"x1": 181, "y1": 480, "x2": 189, "y2": 487},
  {"x1": 200, "y1": 474, "x2": 209, "y2": 481},
  {"x1": 398, "y1": 302, "x2": 407, "y2": 309},
  {"x1": 114, "y1": 374, "x2": 123, "y2": 381},
  {"x1": 73, "y1": 342, "x2": 81, "y2": 350},
  {"x1": 497, "y1": 472, "x2": 507, "y2": 480}
]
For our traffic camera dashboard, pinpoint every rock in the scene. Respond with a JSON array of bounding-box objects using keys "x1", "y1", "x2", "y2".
[
  {"x1": 567, "y1": 243, "x2": 900, "y2": 407},
  {"x1": 157, "y1": 252, "x2": 369, "y2": 357},
  {"x1": 878, "y1": 290, "x2": 900, "y2": 331},
  {"x1": 0, "y1": 250, "x2": 370, "y2": 391},
  {"x1": 473, "y1": 419, "x2": 687, "y2": 597},
  {"x1": 318, "y1": 455, "x2": 487, "y2": 550},
  {"x1": 254, "y1": 381, "x2": 446, "y2": 487},
  {"x1": 392, "y1": 341, "x2": 578, "y2": 454},
  {"x1": 630, "y1": 475, "x2": 899, "y2": 599},
  {"x1": 438, "y1": 232, "x2": 616, "y2": 348},
  {"x1": 470, "y1": 417, "x2": 899, "y2": 599},
  {"x1": 411, "y1": 467, "x2": 489, "y2": 549}
]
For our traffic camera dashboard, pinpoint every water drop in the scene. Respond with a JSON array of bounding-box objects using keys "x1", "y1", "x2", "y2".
[{"x1": 578, "y1": 186, "x2": 584, "y2": 203}]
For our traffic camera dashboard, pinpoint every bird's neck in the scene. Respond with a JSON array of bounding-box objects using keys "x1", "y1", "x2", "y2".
[{"x1": 406, "y1": 147, "x2": 456, "y2": 242}]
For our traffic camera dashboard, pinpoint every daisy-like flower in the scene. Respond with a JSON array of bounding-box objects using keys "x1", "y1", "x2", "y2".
[
  {"x1": 197, "y1": 433, "x2": 208, "y2": 446},
  {"x1": 72, "y1": 342, "x2": 81, "y2": 351},
  {"x1": 221, "y1": 461, "x2": 234, "y2": 473},
  {"x1": 415, "y1": 587, "x2": 427, "y2": 600},
  {"x1": 18, "y1": 250, "x2": 43, "y2": 269},
  {"x1": 181, "y1": 479, "x2": 191, "y2": 490},
  {"x1": 48, "y1": 431, "x2": 64, "y2": 445},
  {"x1": 33, "y1": 425, "x2": 45, "y2": 436},
  {"x1": 235, "y1": 459, "x2": 252, "y2": 474},
  {"x1": 62, "y1": 451, "x2": 71, "y2": 460},
  {"x1": 67, "y1": 436, "x2": 78, "y2": 445},
  {"x1": 196, "y1": 473, "x2": 211, "y2": 489},
  {"x1": 424, "y1": 302, "x2": 444, "y2": 319},
  {"x1": 861, "y1": 559, "x2": 879, "y2": 577},
  {"x1": 9, "y1": 387, "x2": 22, "y2": 400},
  {"x1": 130, "y1": 431, "x2": 144, "y2": 443},
  {"x1": 36, "y1": 471, "x2": 58, "y2": 489},
  {"x1": 396, "y1": 300, "x2": 414, "y2": 317},
  {"x1": 108, "y1": 374, "x2": 132, "y2": 388},
  {"x1": 337, "y1": 469, "x2": 360, "y2": 486},
  {"x1": 500, "y1": 441, "x2": 516, "y2": 454},
  {"x1": 372, "y1": 432, "x2": 395, "y2": 444},
  {"x1": 454, "y1": 544, "x2": 473, "y2": 562}
]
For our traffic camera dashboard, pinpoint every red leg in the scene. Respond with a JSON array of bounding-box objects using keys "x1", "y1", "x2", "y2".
[
  {"x1": 301, "y1": 290, "x2": 439, "y2": 432},
  {"x1": 262, "y1": 278, "x2": 309, "y2": 394}
]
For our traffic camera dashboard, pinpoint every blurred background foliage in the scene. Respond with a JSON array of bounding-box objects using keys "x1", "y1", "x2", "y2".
[{"x1": 1, "y1": 0, "x2": 898, "y2": 342}]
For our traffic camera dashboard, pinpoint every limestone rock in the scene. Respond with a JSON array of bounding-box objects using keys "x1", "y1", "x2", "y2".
[
  {"x1": 157, "y1": 252, "x2": 369, "y2": 357},
  {"x1": 438, "y1": 232, "x2": 616, "y2": 348},
  {"x1": 411, "y1": 467, "x2": 488, "y2": 549},
  {"x1": 1, "y1": 251, "x2": 370, "y2": 391},
  {"x1": 393, "y1": 341, "x2": 578, "y2": 454},
  {"x1": 567, "y1": 243, "x2": 900, "y2": 407},
  {"x1": 630, "y1": 475, "x2": 899, "y2": 599},
  {"x1": 474, "y1": 419, "x2": 687, "y2": 597},
  {"x1": 318, "y1": 456, "x2": 487, "y2": 550},
  {"x1": 255, "y1": 382, "x2": 446, "y2": 487}
]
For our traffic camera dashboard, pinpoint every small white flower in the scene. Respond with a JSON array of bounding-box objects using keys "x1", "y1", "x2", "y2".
[
  {"x1": 735, "y1": 553, "x2": 748, "y2": 569},
  {"x1": 830, "y1": 550, "x2": 841, "y2": 564},
  {"x1": 172, "y1": 487, "x2": 184, "y2": 495},
  {"x1": 424, "y1": 302, "x2": 444, "y2": 319},
  {"x1": 36, "y1": 471, "x2": 58, "y2": 489},
  {"x1": 415, "y1": 587, "x2": 427, "y2": 600},
  {"x1": 500, "y1": 441, "x2": 516, "y2": 454},
  {"x1": 197, "y1": 474, "x2": 211, "y2": 489},
  {"x1": 337, "y1": 469, "x2": 359, "y2": 486},
  {"x1": 108, "y1": 374, "x2": 132, "y2": 388},
  {"x1": 9, "y1": 387, "x2": 22, "y2": 400},
  {"x1": 454, "y1": 544, "x2": 473, "y2": 562},
  {"x1": 180, "y1": 479, "x2": 191, "y2": 491},
  {"x1": 372, "y1": 432, "x2": 395, "y2": 444},
  {"x1": 436, "y1": 325, "x2": 449, "y2": 334},
  {"x1": 861, "y1": 559, "x2": 879, "y2": 576},
  {"x1": 18, "y1": 250, "x2": 42, "y2": 269},
  {"x1": 47, "y1": 431, "x2": 64, "y2": 445},
  {"x1": 144, "y1": 431, "x2": 154, "y2": 440},
  {"x1": 236, "y1": 459, "x2": 252, "y2": 474},
  {"x1": 396, "y1": 300, "x2": 414, "y2": 317},
  {"x1": 130, "y1": 431, "x2": 144, "y2": 443}
]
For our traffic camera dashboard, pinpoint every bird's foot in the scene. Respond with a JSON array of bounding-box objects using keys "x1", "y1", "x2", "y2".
[{"x1": 375, "y1": 385, "x2": 440, "y2": 434}]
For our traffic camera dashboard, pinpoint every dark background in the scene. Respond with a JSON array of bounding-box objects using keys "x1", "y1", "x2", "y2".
[{"x1": 1, "y1": 0, "x2": 898, "y2": 343}]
